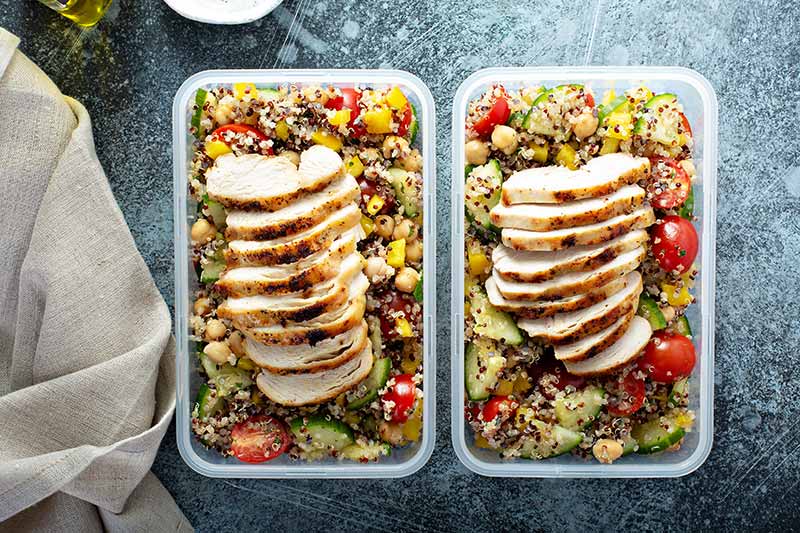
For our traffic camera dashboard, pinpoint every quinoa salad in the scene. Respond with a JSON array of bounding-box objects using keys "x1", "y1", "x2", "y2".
[
  {"x1": 187, "y1": 82, "x2": 425, "y2": 464},
  {"x1": 462, "y1": 83, "x2": 699, "y2": 464}
]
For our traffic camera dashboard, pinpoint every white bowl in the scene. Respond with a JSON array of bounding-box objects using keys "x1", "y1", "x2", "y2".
[{"x1": 163, "y1": 0, "x2": 282, "y2": 25}]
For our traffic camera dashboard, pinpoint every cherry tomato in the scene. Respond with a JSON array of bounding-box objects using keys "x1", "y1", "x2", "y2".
[
  {"x1": 648, "y1": 158, "x2": 691, "y2": 209},
  {"x1": 585, "y1": 93, "x2": 595, "y2": 108},
  {"x1": 606, "y1": 371, "x2": 646, "y2": 416},
  {"x1": 473, "y1": 95, "x2": 510, "y2": 138},
  {"x1": 357, "y1": 178, "x2": 395, "y2": 214},
  {"x1": 482, "y1": 396, "x2": 519, "y2": 423},
  {"x1": 680, "y1": 112, "x2": 692, "y2": 137},
  {"x1": 651, "y1": 215, "x2": 698, "y2": 273},
  {"x1": 532, "y1": 358, "x2": 586, "y2": 400},
  {"x1": 212, "y1": 124, "x2": 273, "y2": 154},
  {"x1": 230, "y1": 415, "x2": 290, "y2": 463},
  {"x1": 639, "y1": 330, "x2": 696, "y2": 383},
  {"x1": 377, "y1": 291, "x2": 420, "y2": 340},
  {"x1": 384, "y1": 374, "x2": 417, "y2": 423},
  {"x1": 326, "y1": 88, "x2": 366, "y2": 136},
  {"x1": 397, "y1": 104, "x2": 413, "y2": 137}
]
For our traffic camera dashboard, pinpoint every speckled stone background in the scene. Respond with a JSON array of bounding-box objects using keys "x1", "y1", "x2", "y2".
[{"x1": 2, "y1": 0, "x2": 799, "y2": 531}]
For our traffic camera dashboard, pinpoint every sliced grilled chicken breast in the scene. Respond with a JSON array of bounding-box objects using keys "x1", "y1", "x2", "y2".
[
  {"x1": 256, "y1": 341, "x2": 373, "y2": 406},
  {"x1": 492, "y1": 230, "x2": 648, "y2": 283},
  {"x1": 490, "y1": 185, "x2": 645, "y2": 232},
  {"x1": 224, "y1": 174, "x2": 360, "y2": 241},
  {"x1": 554, "y1": 310, "x2": 635, "y2": 361},
  {"x1": 492, "y1": 246, "x2": 645, "y2": 301},
  {"x1": 245, "y1": 321, "x2": 369, "y2": 372},
  {"x1": 206, "y1": 146, "x2": 344, "y2": 211},
  {"x1": 501, "y1": 153, "x2": 649, "y2": 204},
  {"x1": 215, "y1": 231, "x2": 357, "y2": 297},
  {"x1": 501, "y1": 206, "x2": 655, "y2": 251},
  {"x1": 244, "y1": 295, "x2": 367, "y2": 345},
  {"x1": 225, "y1": 204, "x2": 361, "y2": 267},
  {"x1": 563, "y1": 316, "x2": 652, "y2": 376},
  {"x1": 485, "y1": 274, "x2": 631, "y2": 319},
  {"x1": 516, "y1": 272, "x2": 642, "y2": 344}
]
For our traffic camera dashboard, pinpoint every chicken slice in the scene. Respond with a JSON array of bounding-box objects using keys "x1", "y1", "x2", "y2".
[
  {"x1": 255, "y1": 340, "x2": 374, "y2": 406},
  {"x1": 554, "y1": 310, "x2": 635, "y2": 361},
  {"x1": 492, "y1": 230, "x2": 648, "y2": 283},
  {"x1": 490, "y1": 185, "x2": 645, "y2": 232},
  {"x1": 225, "y1": 174, "x2": 360, "y2": 241},
  {"x1": 563, "y1": 316, "x2": 652, "y2": 376},
  {"x1": 501, "y1": 206, "x2": 654, "y2": 251},
  {"x1": 492, "y1": 247, "x2": 645, "y2": 301},
  {"x1": 501, "y1": 153, "x2": 650, "y2": 205},
  {"x1": 516, "y1": 272, "x2": 642, "y2": 345}
]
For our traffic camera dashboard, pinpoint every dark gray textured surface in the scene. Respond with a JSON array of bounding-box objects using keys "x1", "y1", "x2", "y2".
[{"x1": 2, "y1": 0, "x2": 799, "y2": 531}]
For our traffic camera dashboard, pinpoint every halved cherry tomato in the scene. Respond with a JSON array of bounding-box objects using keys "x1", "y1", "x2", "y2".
[
  {"x1": 481, "y1": 395, "x2": 519, "y2": 423},
  {"x1": 326, "y1": 88, "x2": 366, "y2": 136},
  {"x1": 648, "y1": 157, "x2": 691, "y2": 209},
  {"x1": 585, "y1": 93, "x2": 595, "y2": 108},
  {"x1": 651, "y1": 215, "x2": 698, "y2": 273},
  {"x1": 532, "y1": 358, "x2": 587, "y2": 400},
  {"x1": 606, "y1": 371, "x2": 646, "y2": 416},
  {"x1": 230, "y1": 415, "x2": 290, "y2": 463},
  {"x1": 680, "y1": 112, "x2": 692, "y2": 137},
  {"x1": 212, "y1": 124, "x2": 272, "y2": 154},
  {"x1": 473, "y1": 95, "x2": 510, "y2": 138},
  {"x1": 639, "y1": 330, "x2": 696, "y2": 383},
  {"x1": 397, "y1": 104, "x2": 413, "y2": 137},
  {"x1": 384, "y1": 374, "x2": 417, "y2": 423},
  {"x1": 377, "y1": 291, "x2": 420, "y2": 340}
]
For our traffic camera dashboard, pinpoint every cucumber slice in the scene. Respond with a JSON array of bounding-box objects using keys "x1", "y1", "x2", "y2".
[
  {"x1": 464, "y1": 160, "x2": 503, "y2": 232},
  {"x1": 256, "y1": 87, "x2": 282, "y2": 100},
  {"x1": 621, "y1": 433, "x2": 638, "y2": 456},
  {"x1": 191, "y1": 88, "x2": 208, "y2": 138},
  {"x1": 290, "y1": 414, "x2": 354, "y2": 452},
  {"x1": 465, "y1": 338, "x2": 506, "y2": 401},
  {"x1": 678, "y1": 185, "x2": 694, "y2": 219},
  {"x1": 633, "y1": 93, "x2": 682, "y2": 146},
  {"x1": 520, "y1": 419, "x2": 583, "y2": 459},
  {"x1": 200, "y1": 259, "x2": 225, "y2": 284},
  {"x1": 470, "y1": 286, "x2": 523, "y2": 345},
  {"x1": 341, "y1": 442, "x2": 391, "y2": 462},
  {"x1": 507, "y1": 111, "x2": 526, "y2": 128},
  {"x1": 668, "y1": 378, "x2": 690, "y2": 408},
  {"x1": 347, "y1": 357, "x2": 391, "y2": 410},
  {"x1": 631, "y1": 416, "x2": 685, "y2": 454},
  {"x1": 523, "y1": 84, "x2": 585, "y2": 136},
  {"x1": 408, "y1": 102, "x2": 419, "y2": 145},
  {"x1": 554, "y1": 386, "x2": 605, "y2": 431},
  {"x1": 672, "y1": 315, "x2": 693, "y2": 337},
  {"x1": 597, "y1": 94, "x2": 628, "y2": 126},
  {"x1": 637, "y1": 293, "x2": 667, "y2": 330},
  {"x1": 386, "y1": 167, "x2": 420, "y2": 218},
  {"x1": 464, "y1": 164, "x2": 475, "y2": 179},
  {"x1": 195, "y1": 383, "x2": 223, "y2": 419},
  {"x1": 201, "y1": 193, "x2": 227, "y2": 229},
  {"x1": 199, "y1": 353, "x2": 253, "y2": 397}
]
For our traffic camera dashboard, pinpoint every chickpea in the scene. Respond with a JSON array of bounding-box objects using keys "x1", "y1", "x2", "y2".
[
  {"x1": 191, "y1": 219, "x2": 216, "y2": 243},
  {"x1": 193, "y1": 297, "x2": 212, "y2": 316},
  {"x1": 491, "y1": 125, "x2": 519, "y2": 155},
  {"x1": 382, "y1": 135, "x2": 410, "y2": 158},
  {"x1": 465, "y1": 139, "x2": 489, "y2": 165},
  {"x1": 395, "y1": 267, "x2": 420, "y2": 293},
  {"x1": 374, "y1": 215, "x2": 395, "y2": 240},
  {"x1": 204, "y1": 319, "x2": 227, "y2": 341},
  {"x1": 573, "y1": 111, "x2": 599, "y2": 140},
  {"x1": 679, "y1": 159, "x2": 696, "y2": 178},
  {"x1": 661, "y1": 305, "x2": 676, "y2": 323},
  {"x1": 228, "y1": 331, "x2": 246, "y2": 356},
  {"x1": 592, "y1": 439, "x2": 624, "y2": 464},
  {"x1": 399, "y1": 150, "x2": 423, "y2": 172},
  {"x1": 379, "y1": 420, "x2": 406, "y2": 446},
  {"x1": 279, "y1": 150, "x2": 300, "y2": 167},
  {"x1": 392, "y1": 219, "x2": 415, "y2": 241},
  {"x1": 204, "y1": 341, "x2": 231, "y2": 364},
  {"x1": 212, "y1": 95, "x2": 237, "y2": 125},
  {"x1": 406, "y1": 239, "x2": 423, "y2": 263},
  {"x1": 364, "y1": 256, "x2": 394, "y2": 282}
]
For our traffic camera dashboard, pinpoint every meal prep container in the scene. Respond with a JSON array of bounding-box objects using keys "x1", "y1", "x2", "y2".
[
  {"x1": 451, "y1": 67, "x2": 717, "y2": 478},
  {"x1": 173, "y1": 69, "x2": 437, "y2": 478}
]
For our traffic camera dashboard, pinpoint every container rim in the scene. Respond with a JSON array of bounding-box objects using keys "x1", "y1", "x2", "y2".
[
  {"x1": 173, "y1": 69, "x2": 437, "y2": 478},
  {"x1": 450, "y1": 66, "x2": 717, "y2": 478}
]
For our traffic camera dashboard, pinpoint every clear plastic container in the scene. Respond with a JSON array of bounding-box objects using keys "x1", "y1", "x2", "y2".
[
  {"x1": 173, "y1": 70, "x2": 436, "y2": 478},
  {"x1": 451, "y1": 67, "x2": 717, "y2": 477}
]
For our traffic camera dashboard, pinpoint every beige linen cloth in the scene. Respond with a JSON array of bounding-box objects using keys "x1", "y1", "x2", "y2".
[{"x1": 0, "y1": 29, "x2": 192, "y2": 532}]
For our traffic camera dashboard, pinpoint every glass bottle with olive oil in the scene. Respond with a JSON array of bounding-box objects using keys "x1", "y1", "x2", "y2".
[{"x1": 37, "y1": 0, "x2": 112, "y2": 27}]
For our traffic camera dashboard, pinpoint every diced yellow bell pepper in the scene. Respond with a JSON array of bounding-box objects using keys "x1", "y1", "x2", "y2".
[
  {"x1": 347, "y1": 156, "x2": 364, "y2": 177},
  {"x1": 555, "y1": 144, "x2": 578, "y2": 170},
  {"x1": 395, "y1": 317, "x2": 413, "y2": 337},
  {"x1": 675, "y1": 412, "x2": 694, "y2": 429},
  {"x1": 386, "y1": 86, "x2": 409, "y2": 110},
  {"x1": 601, "y1": 89, "x2": 616, "y2": 106},
  {"x1": 233, "y1": 82, "x2": 258, "y2": 100},
  {"x1": 205, "y1": 140, "x2": 232, "y2": 160},
  {"x1": 275, "y1": 120, "x2": 289, "y2": 141},
  {"x1": 474, "y1": 433, "x2": 493, "y2": 449},
  {"x1": 662, "y1": 281, "x2": 692, "y2": 306},
  {"x1": 401, "y1": 355, "x2": 419, "y2": 375},
  {"x1": 468, "y1": 250, "x2": 491, "y2": 278},
  {"x1": 360, "y1": 215, "x2": 374, "y2": 237},
  {"x1": 237, "y1": 357, "x2": 256, "y2": 371},
  {"x1": 329, "y1": 109, "x2": 351, "y2": 126},
  {"x1": 366, "y1": 194, "x2": 385, "y2": 215},
  {"x1": 311, "y1": 130, "x2": 343, "y2": 151},
  {"x1": 600, "y1": 137, "x2": 620, "y2": 155},
  {"x1": 495, "y1": 379, "x2": 514, "y2": 396},
  {"x1": 363, "y1": 106, "x2": 393, "y2": 134},
  {"x1": 402, "y1": 401, "x2": 423, "y2": 441},
  {"x1": 529, "y1": 141, "x2": 549, "y2": 164},
  {"x1": 386, "y1": 238, "x2": 406, "y2": 267},
  {"x1": 604, "y1": 111, "x2": 634, "y2": 140},
  {"x1": 513, "y1": 374, "x2": 532, "y2": 394}
]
